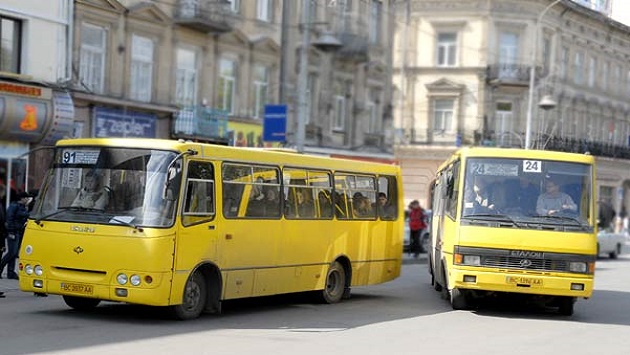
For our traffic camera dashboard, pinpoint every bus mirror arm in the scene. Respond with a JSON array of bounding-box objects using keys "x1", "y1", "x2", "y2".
[{"x1": 162, "y1": 149, "x2": 198, "y2": 200}]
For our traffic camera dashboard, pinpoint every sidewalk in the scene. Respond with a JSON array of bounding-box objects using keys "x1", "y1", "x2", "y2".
[
  {"x1": 402, "y1": 252, "x2": 428, "y2": 265},
  {"x1": 0, "y1": 275, "x2": 19, "y2": 292}
]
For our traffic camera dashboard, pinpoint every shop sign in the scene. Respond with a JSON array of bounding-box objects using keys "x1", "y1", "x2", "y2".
[{"x1": 93, "y1": 107, "x2": 156, "y2": 138}]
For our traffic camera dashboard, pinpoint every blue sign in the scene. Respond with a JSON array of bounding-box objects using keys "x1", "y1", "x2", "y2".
[
  {"x1": 93, "y1": 107, "x2": 157, "y2": 138},
  {"x1": 263, "y1": 104, "x2": 287, "y2": 142}
]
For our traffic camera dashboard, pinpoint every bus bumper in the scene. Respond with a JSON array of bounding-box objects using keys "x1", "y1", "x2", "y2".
[
  {"x1": 449, "y1": 267, "x2": 594, "y2": 298},
  {"x1": 19, "y1": 273, "x2": 174, "y2": 306}
]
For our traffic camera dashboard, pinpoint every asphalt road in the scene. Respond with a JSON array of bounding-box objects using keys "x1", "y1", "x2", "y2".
[{"x1": 1, "y1": 252, "x2": 630, "y2": 355}]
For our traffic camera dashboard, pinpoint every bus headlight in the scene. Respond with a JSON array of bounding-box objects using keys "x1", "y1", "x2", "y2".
[
  {"x1": 117, "y1": 273, "x2": 128, "y2": 285},
  {"x1": 25, "y1": 264, "x2": 34, "y2": 275},
  {"x1": 463, "y1": 255, "x2": 481, "y2": 266},
  {"x1": 34, "y1": 265, "x2": 43, "y2": 276},
  {"x1": 569, "y1": 262, "x2": 587, "y2": 273},
  {"x1": 130, "y1": 275, "x2": 141, "y2": 286}
]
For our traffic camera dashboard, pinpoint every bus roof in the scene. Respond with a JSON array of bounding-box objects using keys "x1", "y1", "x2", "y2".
[
  {"x1": 437, "y1": 147, "x2": 595, "y2": 172},
  {"x1": 56, "y1": 138, "x2": 400, "y2": 175}
]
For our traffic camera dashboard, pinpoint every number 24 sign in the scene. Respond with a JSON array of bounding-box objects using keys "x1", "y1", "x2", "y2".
[{"x1": 523, "y1": 160, "x2": 542, "y2": 173}]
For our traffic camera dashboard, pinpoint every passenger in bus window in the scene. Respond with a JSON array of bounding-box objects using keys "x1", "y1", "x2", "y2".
[
  {"x1": 377, "y1": 192, "x2": 396, "y2": 219},
  {"x1": 263, "y1": 188, "x2": 280, "y2": 217},
  {"x1": 318, "y1": 190, "x2": 333, "y2": 218},
  {"x1": 71, "y1": 170, "x2": 109, "y2": 210},
  {"x1": 295, "y1": 189, "x2": 314, "y2": 217},
  {"x1": 353, "y1": 193, "x2": 373, "y2": 217},
  {"x1": 464, "y1": 175, "x2": 495, "y2": 213},
  {"x1": 536, "y1": 177, "x2": 577, "y2": 216}
]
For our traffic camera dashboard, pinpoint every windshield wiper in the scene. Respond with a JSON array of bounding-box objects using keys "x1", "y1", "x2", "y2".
[
  {"x1": 34, "y1": 206, "x2": 102, "y2": 225},
  {"x1": 463, "y1": 213, "x2": 523, "y2": 228},
  {"x1": 109, "y1": 216, "x2": 141, "y2": 231}
]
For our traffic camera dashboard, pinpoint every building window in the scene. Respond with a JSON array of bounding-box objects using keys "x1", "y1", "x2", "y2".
[
  {"x1": 219, "y1": 58, "x2": 237, "y2": 114},
  {"x1": 253, "y1": 64, "x2": 269, "y2": 119},
  {"x1": 307, "y1": 73, "x2": 318, "y2": 125},
  {"x1": 79, "y1": 23, "x2": 107, "y2": 93},
  {"x1": 613, "y1": 64, "x2": 621, "y2": 95},
  {"x1": 256, "y1": 0, "x2": 272, "y2": 22},
  {"x1": 560, "y1": 46, "x2": 569, "y2": 80},
  {"x1": 437, "y1": 32, "x2": 457, "y2": 67},
  {"x1": 227, "y1": 0, "x2": 240, "y2": 13},
  {"x1": 573, "y1": 51, "x2": 584, "y2": 85},
  {"x1": 498, "y1": 32, "x2": 519, "y2": 79},
  {"x1": 366, "y1": 88, "x2": 381, "y2": 134},
  {"x1": 588, "y1": 56, "x2": 597, "y2": 88},
  {"x1": 332, "y1": 82, "x2": 346, "y2": 131},
  {"x1": 433, "y1": 99, "x2": 454, "y2": 133},
  {"x1": 130, "y1": 35, "x2": 153, "y2": 102},
  {"x1": 368, "y1": 0, "x2": 382, "y2": 44},
  {"x1": 0, "y1": 16, "x2": 21, "y2": 73},
  {"x1": 175, "y1": 48, "x2": 197, "y2": 107},
  {"x1": 495, "y1": 102, "x2": 513, "y2": 146},
  {"x1": 542, "y1": 37, "x2": 551, "y2": 73},
  {"x1": 600, "y1": 61, "x2": 609, "y2": 91}
]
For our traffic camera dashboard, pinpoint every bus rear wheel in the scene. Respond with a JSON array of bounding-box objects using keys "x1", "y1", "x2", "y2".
[
  {"x1": 63, "y1": 296, "x2": 100, "y2": 311},
  {"x1": 170, "y1": 272, "x2": 207, "y2": 320},
  {"x1": 321, "y1": 261, "x2": 346, "y2": 304}
]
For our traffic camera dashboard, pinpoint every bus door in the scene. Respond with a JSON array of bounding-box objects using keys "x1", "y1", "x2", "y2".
[{"x1": 175, "y1": 160, "x2": 220, "y2": 291}]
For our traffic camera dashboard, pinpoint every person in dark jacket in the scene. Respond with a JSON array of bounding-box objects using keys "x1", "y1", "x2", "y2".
[
  {"x1": 408, "y1": 200, "x2": 427, "y2": 258},
  {"x1": 0, "y1": 185, "x2": 6, "y2": 297},
  {"x1": 0, "y1": 191, "x2": 32, "y2": 280}
]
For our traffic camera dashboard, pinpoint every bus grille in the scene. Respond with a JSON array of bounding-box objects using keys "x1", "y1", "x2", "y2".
[{"x1": 482, "y1": 256, "x2": 569, "y2": 272}]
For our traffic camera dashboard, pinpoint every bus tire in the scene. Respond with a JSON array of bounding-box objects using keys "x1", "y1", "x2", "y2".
[
  {"x1": 321, "y1": 261, "x2": 346, "y2": 304},
  {"x1": 609, "y1": 244, "x2": 620, "y2": 259},
  {"x1": 558, "y1": 297, "x2": 575, "y2": 316},
  {"x1": 170, "y1": 272, "x2": 207, "y2": 320},
  {"x1": 450, "y1": 288, "x2": 469, "y2": 310},
  {"x1": 63, "y1": 296, "x2": 100, "y2": 311}
]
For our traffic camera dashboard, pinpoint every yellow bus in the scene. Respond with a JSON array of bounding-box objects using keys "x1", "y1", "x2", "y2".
[
  {"x1": 19, "y1": 138, "x2": 403, "y2": 319},
  {"x1": 429, "y1": 147, "x2": 596, "y2": 315}
]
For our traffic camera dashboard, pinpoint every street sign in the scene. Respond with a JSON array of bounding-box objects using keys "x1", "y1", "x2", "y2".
[{"x1": 263, "y1": 104, "x2": 287, "y2": 142}]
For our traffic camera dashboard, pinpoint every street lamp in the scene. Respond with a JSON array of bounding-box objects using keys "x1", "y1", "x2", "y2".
[
  {"x1": 524, "y1": 0, "x2": 563, "y2": 150},
  {"x1": 295, "y1": 0, "x2": 342, "y2": 153}
]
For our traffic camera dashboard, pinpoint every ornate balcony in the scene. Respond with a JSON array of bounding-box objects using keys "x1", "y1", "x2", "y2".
[
  {"x1": 486, "y1": 64, "x2": 548, "y2": 87},
  {"x1": 174, "y1": 0, "x2": 235, "y2": 33},
  {"x1": 173, "y1": 106, "x2": 229, "y2": 144}
]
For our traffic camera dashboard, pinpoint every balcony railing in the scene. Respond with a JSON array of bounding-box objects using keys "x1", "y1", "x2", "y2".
[
  {"x1": 486, "y1": 64, "x2": 548, "y2": 87},
  {"x1": 331, "y1": 13, "x2": 369, "y2": 62},
  {"x1": 174, "y1": 0, "x2": 235, "y2": 33},
  {"x1": 479, "y1": 131, "x2": 630, "y2": 160},
  {"x1": 173, "y1": 106, "x2": 229, "y2": 144}
]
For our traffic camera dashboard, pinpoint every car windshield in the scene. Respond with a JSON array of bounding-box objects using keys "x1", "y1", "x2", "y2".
[
  {"x1": 461, "y1": 157, "x2": 593, "y2": 231},
  {"x1": 31, "y1": 146, "x2": 181, "y2": 228}
]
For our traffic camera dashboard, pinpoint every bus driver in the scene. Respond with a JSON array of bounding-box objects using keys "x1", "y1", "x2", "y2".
[{"x1": 72, "y1": 171, "x2": 109, "y2": 210}]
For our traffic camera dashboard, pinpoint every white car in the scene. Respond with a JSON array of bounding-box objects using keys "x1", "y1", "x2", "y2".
[{"x1": 597, "y1": 230, "x2": 625, "y2": 259}]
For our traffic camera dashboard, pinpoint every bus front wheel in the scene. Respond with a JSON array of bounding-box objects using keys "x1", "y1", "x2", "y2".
[
  {"x1": 450, "y1": 288, "x2": 470, "y2": 310},
  {"x1": 321, "y1": 261, "x2": 346, "y2": 304},
  {"x1": 63, "y1": 296, "x2": 100, "y2": 311},
  {"x1": 558, "y1": 297, "x2": 575, "y2": 316},
  {"x1": 171, "y1": 272, "x2": 207, "y2": 320}
]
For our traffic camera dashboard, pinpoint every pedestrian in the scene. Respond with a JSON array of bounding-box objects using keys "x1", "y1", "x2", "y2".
[
  {"x1": 0, "y1": 191, "x2": 32, "y2": 280},
  {"x1": 408, "y1": 200, "x2": 427, "y2": 258},
  {"x1": 0, "y1": 184, "x2": 6, "y2": 297}
]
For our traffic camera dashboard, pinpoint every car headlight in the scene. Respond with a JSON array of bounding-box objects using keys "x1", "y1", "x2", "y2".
[
  {"x1": 569, "y1": 262, "x2": 587, "y2": 273},
  {"x1": 463, "y1": 255, "x2": 481, "y2": 266}
]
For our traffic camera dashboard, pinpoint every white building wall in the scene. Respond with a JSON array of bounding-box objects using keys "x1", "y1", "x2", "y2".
[{"x1": 0, "y1": 0, "x2": 70, "y2": 82}]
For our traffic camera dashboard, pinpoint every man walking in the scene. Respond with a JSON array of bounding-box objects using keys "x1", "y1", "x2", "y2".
[{"x1": 0, "y1": 191, "x2": 31, "y2": 280}]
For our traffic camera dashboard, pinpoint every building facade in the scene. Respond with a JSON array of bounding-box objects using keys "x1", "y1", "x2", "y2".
[
  {"x1": 0, "y1": 0, "x2": 74, "y2": 198},
  {"x1": 68, "y1": 0, "x2": 395, "y2": 161},
  {"x1": 393, "y1": 0, "x2": 630, "y2": 213}
]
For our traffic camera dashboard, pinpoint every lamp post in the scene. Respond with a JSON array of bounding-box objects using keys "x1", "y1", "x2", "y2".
[{"x1": 524, "y1": 0, "x2": 563, "y2": 150}]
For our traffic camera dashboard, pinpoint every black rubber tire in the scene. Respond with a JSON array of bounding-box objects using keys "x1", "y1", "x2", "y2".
[
  {"x1": 558, "y1": 297, "x2": 575, "y2": 316},
  {"x1": 321, "y1": 261, "x2": 346, "y2": 304},
  {"x1": 63, "y1": 296, "x2": 101, "y2": 311},
  {"x1": 170, "y1": 272, "x2": 207, "y2": 320},
  {"x1": 609, "y1": 245, "x2": 620, "y2": 259},
  {"x1": 450, "y1": 288, "x2": 469, "y2": 310}
]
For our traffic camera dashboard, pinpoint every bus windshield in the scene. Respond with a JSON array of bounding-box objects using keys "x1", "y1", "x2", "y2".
[
  {"x1": 32, "y1": 146, "x2": 181, "y2": 228},
  {"x1": 462, "y1": 157, "x2": 592, "y2": 229}
]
